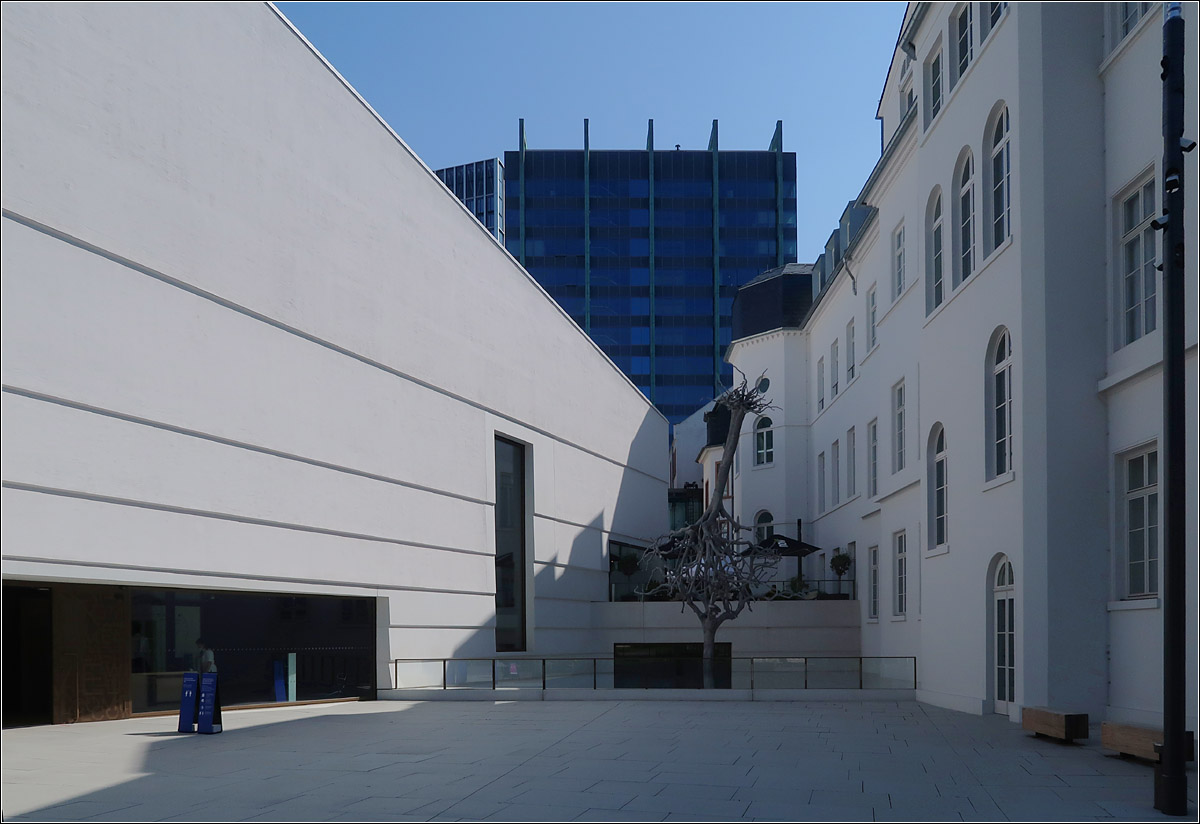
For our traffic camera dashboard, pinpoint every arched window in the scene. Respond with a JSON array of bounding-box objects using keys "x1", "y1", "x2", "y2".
[
  {"x1": 755, "y1": 416, "x2": 774, "y2": 466},
  {"x1": 987, "y1": 328, "x2": 1014, "y2": 478},
  {"x1": 755, "y1": 511, "x2": 775, "y2": 545},
  {"x1": 928, "y1": 192, "x2": 945, "y2": 311},
  {"x1": 928, "y1": 426, "x2": 948, "y2": 549},
  {"x1": 992, "y1": 555, "x2": 1015, "y2": 712},
  {"x1": 956, "y1": 152, "x2": 975, "y2": 285},
  {"x1": 988, "y1": 106, "x2": 1011, "y2": 252}
]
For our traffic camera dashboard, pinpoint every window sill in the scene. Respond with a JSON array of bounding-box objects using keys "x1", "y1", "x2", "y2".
[
  {"x1": 1108, "y1": 598, "x2": 1160, "y2": 612},
  {"x1": 881, "y1": 275, "x2": 920, "y2": 323},
  {"x1": 751, "y1": 461, "x2": 775, "y2": 471},
  {"x1": 1099, "y1": 9, "x2": 1159, "y2": 77},
  {"x1": 812, "y1": 493, "x2": 862, "y2": 523},
  {"x1": 926, "y1": 544, "x2": 950, "y2": 559},
  {"x1": 861, "y1": 342, "x2": 881, "y2": 368},
  {"x1": 867, "y1": 617, "x2": 879, "y2": 624},
  {"x1": 922, "y1": 241, "x2": 992, "y2": 328},
  {"x1": 890, "y1": 614, "x2": 908, "y2": 623},
  {"x1": 978, "y1": 234, "x2": 1014, "y2": 273},
  {"x1": 983, "y1": 470, "x2": 1015, "y2": 492}
]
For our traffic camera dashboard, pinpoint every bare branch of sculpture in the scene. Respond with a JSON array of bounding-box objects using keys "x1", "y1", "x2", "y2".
[{"x1": 640, "y1": 367, "x2": 780, "y2": 688}]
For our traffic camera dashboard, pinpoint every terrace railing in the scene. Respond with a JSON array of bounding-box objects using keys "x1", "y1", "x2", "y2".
[{"x1": 389, "y1": 656, "x2": 914, "y2": 691}]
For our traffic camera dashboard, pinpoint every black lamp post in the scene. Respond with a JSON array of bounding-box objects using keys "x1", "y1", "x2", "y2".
[{"x1": 1153, "y1": 3, "x2": 1192, "y2": 816}]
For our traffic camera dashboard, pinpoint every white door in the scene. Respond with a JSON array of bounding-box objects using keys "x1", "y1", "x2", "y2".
[{"x1": 993, "y1": 558, "x2": 1015, "y2": 713}]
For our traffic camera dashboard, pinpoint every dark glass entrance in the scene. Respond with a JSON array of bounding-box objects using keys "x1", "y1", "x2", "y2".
[
  {"x1": 3, "y1": 585, "x2": 53, "y2": 727},
  {"x1": 130, "y1": 589, "x2": 377, "y2": 713}
]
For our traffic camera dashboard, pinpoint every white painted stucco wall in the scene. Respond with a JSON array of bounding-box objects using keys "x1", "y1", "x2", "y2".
[
  {"x1": 1, "y1": 2, "x2": 667, "y2": 675},
  {"x1": 725, "y1": 2, "x2": 1197, "y2": 726}
]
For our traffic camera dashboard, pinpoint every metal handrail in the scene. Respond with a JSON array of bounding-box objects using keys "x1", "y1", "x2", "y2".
[{"x1": 388, "y1": 655, "x2": 916, "y2": 691}]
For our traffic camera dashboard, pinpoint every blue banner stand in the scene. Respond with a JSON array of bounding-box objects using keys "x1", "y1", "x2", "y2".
[
  {"x1": 274, "y1": 660, "x2": 286, "y2": 703},
  {"x1": 177, "y1": 672, "x2": 199, "y2": 733},
  {"x1": 197, "y1": 673, "x2": 222, "y2": 734}
]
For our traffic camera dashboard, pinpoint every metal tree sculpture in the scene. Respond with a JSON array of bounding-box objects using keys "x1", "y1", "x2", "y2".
[{"x1": 642, "y1": 371, "x2": 779, "y2": 688}]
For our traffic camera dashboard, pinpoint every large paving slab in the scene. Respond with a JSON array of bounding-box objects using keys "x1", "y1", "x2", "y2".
[{"x1": 2, "y1": 699, "x2": 1195, "y2": 821}]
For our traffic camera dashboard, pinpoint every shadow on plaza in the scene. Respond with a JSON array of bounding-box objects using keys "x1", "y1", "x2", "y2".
[{"x1": 6, "y1": 699, "x2": 585, "y2": 821}]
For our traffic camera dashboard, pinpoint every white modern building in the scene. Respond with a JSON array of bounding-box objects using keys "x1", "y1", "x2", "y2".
[
  {"x1": 720, "y1": 1, "x2": 1198, "y2": 727},
  {"x1": 1, "y1": 2, "x2": 668, "y2": 723}
]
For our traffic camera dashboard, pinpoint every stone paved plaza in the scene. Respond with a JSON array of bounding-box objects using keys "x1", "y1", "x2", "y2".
[{"x1": 2, "y1": 699, "x2": 1195, "y2": 822}]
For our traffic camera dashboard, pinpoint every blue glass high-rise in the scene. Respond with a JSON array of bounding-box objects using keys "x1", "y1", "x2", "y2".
[
  {"x1": 504, "y1": 119, "x2": 797, "y2": 424},
  {"x1": 433, "y1": 158, "x2": 505, "y2": 244}
]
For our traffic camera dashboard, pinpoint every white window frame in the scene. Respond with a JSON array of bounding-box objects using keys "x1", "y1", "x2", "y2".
[
  {"x1": 925, "y1": 46, "x2": 943, "y2": 127},
  {"x1": 869, "y1": 545, "x2": 879, "y2": 618},
  {"x1": 831, "y1": 340, "x2": 840, "y2": 398},
  {"x1": 929, "y1": 192, "x2": 945, "y2": 312},
  {"x1": 982, "y1": 1, "x2": 1007, "y2": 41},
  {"x1": 957, "y1": 153, "x2": 975, "y2": 286},
  {"x1": 817, "y1": 358, "x2": 825, "y2": 412},
  {"x1": 894, "y1": 531, "x2": 908, "y2": 615},
  {"x1": 832, "y1": 440, "x2": 841, "y2": 507},
  {"x1": 755, "y1": 510, "x2": 775, "y2": 545},
  {"x1": 846, "y1": 319, "x2": 856, "y2": 381},
  {"x1": 755, "y1": 416, "x2": 774, "y2": 466},
  {"x1": 818, "y1": 452, "x2": 827, "y2": 513},
  {"x1": 1118, "y1": 176, "x2": 1158, "y2": 348},
  {"x1": 900, "y1": 78, "x2": 915, "y2": 118},
  {"x1": 1116, "y1": 2, "x2": 1154, "y2": 44},
  {"x1": 868, "y1": 419, "x2": 879, "y2": 497},
  {"x1": 989, "y1": 329, "x2": 1014, "y2": 478},
  {"x1": 989, "y1": 107, "x2": 1011, "y2": 253},
  {"x1": 930, "y1": 426, "x2": 948, "y2": 549},
  {"x1": 893, "y1": 381, "x2": 906, "y2": 473},
  {"x1": 847, "y1": 426, "x2": 857, "y2": 498},
  {"x1": 867, "y1": 287, "x2": 878, "y2": 349},
  {"x1": 893, "y1": 225, "x2": 906, "y2": 299},
  {"x1": 1122, "y1": 445, "x2": 1159, "y2": 597},
  {"x1": 953, "y1": 4, "x2": 974, "y2": 84}
]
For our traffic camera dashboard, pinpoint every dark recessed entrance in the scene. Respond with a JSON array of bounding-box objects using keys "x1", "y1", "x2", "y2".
[{"x1": 3, "y1": 585, "x2": 53, "y2": 727}]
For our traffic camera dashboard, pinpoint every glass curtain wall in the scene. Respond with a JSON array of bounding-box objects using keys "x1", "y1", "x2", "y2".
[{"x1": 505, "y1": 143, "x2": 797, "y2": 425}]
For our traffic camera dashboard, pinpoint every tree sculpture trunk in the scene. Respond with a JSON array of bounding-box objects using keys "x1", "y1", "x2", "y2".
[{"x1": 640, "y1": 371, "x2": 780, "y2": 688}]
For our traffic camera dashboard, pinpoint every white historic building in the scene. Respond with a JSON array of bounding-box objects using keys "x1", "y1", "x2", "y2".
[
  {"x1": 1, "y1": 2, "x2": 667, "y2": 721},
  {"x1": 721, "y1": 2, "x2": 1198, "y2": 726}
]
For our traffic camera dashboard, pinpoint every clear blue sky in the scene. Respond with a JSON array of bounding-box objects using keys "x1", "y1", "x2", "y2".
[{"x1": 275, "y1": 2, "x2": 907, "y2": 260}]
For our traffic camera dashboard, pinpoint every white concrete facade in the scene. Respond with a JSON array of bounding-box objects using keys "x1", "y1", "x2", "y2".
[
  {"x1": 725, "y1": 2, "x2": 1198, "y2": 727},
  {"x1": 1, "y1": 1, "x2": 668, "y2": 684}
]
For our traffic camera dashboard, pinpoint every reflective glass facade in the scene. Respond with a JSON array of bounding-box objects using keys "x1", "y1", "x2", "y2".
[
  {"x1": 504, "y1": 123, "x2": 797, "y2": 424},
  {"x1": 434, "y1": 158, "x2": 505, "y2": 244}
]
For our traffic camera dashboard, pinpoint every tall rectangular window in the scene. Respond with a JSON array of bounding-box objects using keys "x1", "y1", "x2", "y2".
[
  {"x1": 494, "y1": 437, "x2": 527, "y2": 652},
  {"x1": 1125, "y1": 447, "x2": 1159, "y2": 597},
  {"x1": 867, "y1": 287, "x2": 878, "y2": 349},
  {"x1": 893, "y1": 225, "x2": 906, "y2": 298},
  {"x1": 894, "y1": 531, "x2": 908, "y2": 615},
  {"x1": 846, "y1": 320, "x2": 856, "y2": 381},
  {"x1": 956, "y1": 5, "x2": 974, "y2": 79},
  {"x1": 1121, "y1": 179, "x2": 1157, "y2": 346},
  {"x1": 831, "y1": 341, "x2": 840, "y2": 398},
  {"x1": 832, "y1": 440, "x2": 841, "y2": 507},
  {"x1": 893, "y1": 381, "x2": 906, "y2": 473},
  {"x1": 818, "y1": 452, "x2": 826, "y2": 513},
  {"x1": 847, "y1": 426, "x2": 857, "y2": 497},
  {"x1": 928, "y1": 50, "x2": 943, "y2": 122},
  {"x1": 868, "y1": 419, "x2": 879, "y2": 497},
  {"x1": 869, "y1": 545, "x2": 879, "y2": 618},
  {"x1": 818, "y1": 358, "x2": 826, "y2": 412}
]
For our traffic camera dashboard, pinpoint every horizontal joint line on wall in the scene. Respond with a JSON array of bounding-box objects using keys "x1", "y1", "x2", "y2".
[
  {"x1": 0, "y1": 553, "x2": 494, "y2": 598},
  {"x1": 0, "y1": 481, "x2": 493, "y2": 558},
  {"x1": 1, "y1": 385, "x2": 493, "y2": 507},
  {"x1": 0, "y1": 209, "x2": 668, "y2": 487}
]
